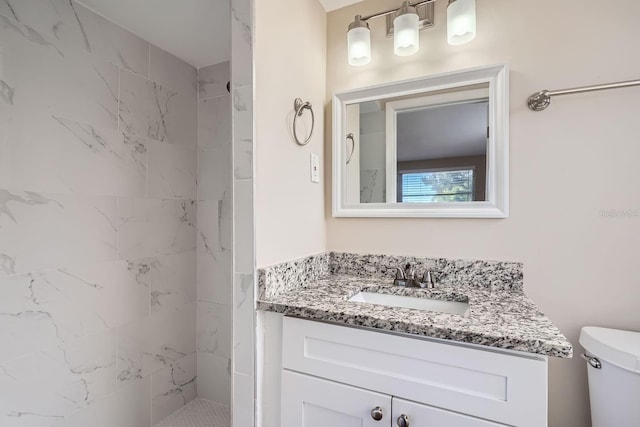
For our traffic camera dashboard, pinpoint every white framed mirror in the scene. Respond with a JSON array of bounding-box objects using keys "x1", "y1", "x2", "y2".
[{"x1": 332, "y1": 64, "x2": 509, "y2": 218}]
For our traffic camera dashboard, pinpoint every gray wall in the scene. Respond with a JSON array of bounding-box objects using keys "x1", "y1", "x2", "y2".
[{"x1": 0, "y1": 1, "x2": 200, "y2": 425}]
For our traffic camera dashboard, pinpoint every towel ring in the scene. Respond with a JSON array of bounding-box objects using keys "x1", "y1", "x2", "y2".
[
  {"x1": 346, "y1": 133, "x2": 355, "y2": 164},
  {"x1": 293, "y1": 98, "x2": 314, "y2": 146}
]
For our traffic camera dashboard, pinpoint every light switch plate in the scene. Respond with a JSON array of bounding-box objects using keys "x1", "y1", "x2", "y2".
[{"x1": 310, "y1": 153, "x2": 320, "y2": 183}]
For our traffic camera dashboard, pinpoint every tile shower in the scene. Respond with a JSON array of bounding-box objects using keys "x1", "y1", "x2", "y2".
[{"x1": 0, "y1": 1, "x2": 232, "y2": 426}]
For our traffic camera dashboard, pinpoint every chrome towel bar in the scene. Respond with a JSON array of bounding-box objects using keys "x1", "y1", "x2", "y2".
[
  {"x1": 293, "y1": 98, "x2": 315, "y2": 146},
  {"x1": 527, "y1": 79, "x2": 640, "y2": 111}
]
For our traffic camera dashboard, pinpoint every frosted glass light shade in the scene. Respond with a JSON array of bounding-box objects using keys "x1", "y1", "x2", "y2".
[
  {"x1": 447, "y1": 0, "x2": 476, "y2": 45},
  {"x1": 393, "y1": 12, "x2": 420, "y2": 56},
  {"x1": 347, "y1": 26, "x2": 371, "y2": 66}
]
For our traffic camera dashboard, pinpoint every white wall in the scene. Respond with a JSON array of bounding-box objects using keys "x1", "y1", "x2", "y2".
[
  {"x1": 254, "y1": 0, "x2": 328, "y2": 269},
  {"x1": 326, "y1": 1, "x2": 640, "y2": 426}
]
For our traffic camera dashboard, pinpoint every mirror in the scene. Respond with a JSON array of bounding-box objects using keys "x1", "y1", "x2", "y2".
[{"x1": 333, "y1": 64, "x2": 509, "y2": 218}]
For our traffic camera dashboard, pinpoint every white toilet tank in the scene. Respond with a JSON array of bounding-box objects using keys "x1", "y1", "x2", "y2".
[{"x1": 579, "y1": 326, "x2": 640, "y2": 427}]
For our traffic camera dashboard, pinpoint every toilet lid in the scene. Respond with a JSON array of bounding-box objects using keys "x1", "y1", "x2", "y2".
[{"x1": 579, "y1": 326, "x2": 640, "y2": 373}]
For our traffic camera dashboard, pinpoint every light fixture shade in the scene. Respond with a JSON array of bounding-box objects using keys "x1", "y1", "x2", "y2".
[
  {"x1": 447, "y1": 0, "x2": 476, "y2": 45},
  {"x1": 393, "y1": 3, "x2": 420, "y2": 57},
  {"x1": 347, "y1": 15, "x2": 371, "y2": 66}
]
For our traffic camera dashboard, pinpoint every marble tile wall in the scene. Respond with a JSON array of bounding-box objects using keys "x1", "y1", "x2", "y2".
[
  {"x1": 196, "y1": 61, "x2": 233, "y2": 406},
  {"x1": 0, "y1": 1, "x2": 199, "y2": 426},
  {"x1": 230, "y1": 0, "x2": 255, "y2": 425}
]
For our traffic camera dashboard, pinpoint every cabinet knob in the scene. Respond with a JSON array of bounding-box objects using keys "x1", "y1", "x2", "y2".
[
  {"x1": 370, "y1": 406, "x2": 383, "y2": 421},
  {"x1": 397, "y1": 414, "x2": 409, "y2": 427}
]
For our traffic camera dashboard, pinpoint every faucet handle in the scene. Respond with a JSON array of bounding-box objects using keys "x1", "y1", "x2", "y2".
[
  {"x1": 393, "y1": 266, "x2": 406, "y2": 280},
  {"x1": 420, "y1": 270, "x2": 436, "y2": 289}
]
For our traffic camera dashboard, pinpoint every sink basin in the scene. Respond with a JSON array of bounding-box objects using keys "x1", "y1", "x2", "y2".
[{"x1": 349, "y1": 292, "x2": 469, "y2": 316}]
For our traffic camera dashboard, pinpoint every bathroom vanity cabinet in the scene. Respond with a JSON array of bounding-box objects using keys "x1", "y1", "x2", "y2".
[{"x1": 281, "y1": 317, "x2": 548, "y2": 427}]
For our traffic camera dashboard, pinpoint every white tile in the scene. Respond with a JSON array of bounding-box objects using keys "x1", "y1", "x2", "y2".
[
  {"x1": 198, "y1": 95, "x2": 231, "y2": 151},
  {"x1": 233, "y1": 180, "x2": 254, "y2": 274},
  {"x1": 0, "y1": 259, "x2": 151, "y2": 362},
  {"x1": 148, "y1": 251, "x2": 197, "y2": 315},
  {"x1": 197, "y1": 353, "x2": 231, "y2": 406},
  {"x1": 117, "y1": 304, "x2": 196, "y2": 385},
  {"x1": 150, "y1": 45, "x2": 198, "y2": 96},
  {"x1": 0, "y1": 330, "x2": 116, "y2": 423},
  {"x1": 119, "y1": 69, "x2": 197, "y2": 149},
  {"x1": 233, "y1": 273, "x2": 254, "y2": 376},
  {"x1": 0, "y1": 1, "x2": 150, "y2": 77},
  {"x1": 230, "y1": 15, "x2": 252, "y2": 90},
  {"x1": 0, "y1": 15, "x2": 119, "y2": 129},
  {"x1": 197, "y1": 302, "x2": 231, "y2": 359},
  {"x1": 198, "y1": 149, "x2": 231, "y2": 201},
  {"x1": 232, "y1": 373, "x2": 254, "y2": 427},
  {"x1": 198, "y1": 200, "x2": 232, "y2": 257},
  {"x1": 232, "y1": 86, "x2": 253, "y2": 180},
  {"x1": 0, "y1": 114, "x2": 147, "y2": 197},
  {"x1": 147, "y1": 141, "x2": 197, "y2": 199},
  {"x1": 0, "y1": 190, "x2": 117, "y2": 276},
  {"x1": 151, "y1": 352, "x2": 197, "y2": 425},
  {"x1": 117, "y1": 198, "x2": 196, "y2": 260},
  {"x1": 154, "y1": 397, "x2": 230, "y2": 427},
  {"x1": 197, "y1": 250, "x2": 232, "y2": 306},
  {"x1": 198, "y1": 62, "x2": 230, "y2": 100},
  {"x1": 58, "y1": 377, "x2": 152, "y2": 427}
]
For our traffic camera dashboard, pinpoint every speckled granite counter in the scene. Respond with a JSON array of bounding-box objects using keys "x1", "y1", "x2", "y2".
[{"x1": 257, "y1": 252, "x2": 573, "y2": 358}]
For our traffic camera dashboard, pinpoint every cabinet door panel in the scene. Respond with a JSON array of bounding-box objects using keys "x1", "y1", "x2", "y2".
[
  {"x1": 282, "y1": 370, "x2": 392, "y2": 427},
  {"x1": 392, "y1": 397, "x2": 505, "y2": 427}
]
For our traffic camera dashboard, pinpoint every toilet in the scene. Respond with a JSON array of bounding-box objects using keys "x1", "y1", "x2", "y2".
[{"x1": 579, "y1": 326, "x2": 640, "y2": 427}]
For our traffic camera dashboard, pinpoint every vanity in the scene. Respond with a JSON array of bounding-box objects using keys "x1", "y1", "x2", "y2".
[{"x1": 257, "y1": 253, "x2": 572, "y2": 427}]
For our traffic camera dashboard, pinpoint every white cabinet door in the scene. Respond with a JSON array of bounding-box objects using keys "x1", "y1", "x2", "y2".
[
  {"x1": 282, "y1": 370, "x2": 392, "y2": 427},
  {"x1": 392, "y1": 397, "x2": 504, "y2": 427}
]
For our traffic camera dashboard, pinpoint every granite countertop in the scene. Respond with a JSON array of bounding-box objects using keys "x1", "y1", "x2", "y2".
[{"x1": 257, "y1": 263, "x2": 573, "y2": 358}]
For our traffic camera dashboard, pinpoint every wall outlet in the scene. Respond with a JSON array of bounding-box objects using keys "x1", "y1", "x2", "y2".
[{"x1": 310, "y1": 153, "x2": 320, "y2": 183}]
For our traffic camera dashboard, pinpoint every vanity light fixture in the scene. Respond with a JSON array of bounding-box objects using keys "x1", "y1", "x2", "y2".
[{"x1": 346, "y1": 0, "x2": 477, "y2": 66}]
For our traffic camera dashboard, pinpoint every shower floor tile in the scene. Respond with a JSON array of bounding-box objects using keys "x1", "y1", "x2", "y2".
[{"x1": 154, "y1": 398, "x2": 230, "y2": 427}]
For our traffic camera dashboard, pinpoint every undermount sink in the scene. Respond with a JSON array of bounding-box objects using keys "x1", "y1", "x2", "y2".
[{"x1": 349, "y1": 292, "x2": 469, "y2": 316}]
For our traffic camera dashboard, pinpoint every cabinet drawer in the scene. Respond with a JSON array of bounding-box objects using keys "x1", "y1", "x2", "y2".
[
  {"x1": 393, "y1": 397, "x2": 505, "y2": 426},
  {"x1": 282, "y1": 316, "x2": 547, "y2": 427}
]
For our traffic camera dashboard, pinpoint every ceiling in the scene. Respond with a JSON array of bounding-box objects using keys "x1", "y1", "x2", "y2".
[
  {"x1": 396, "y1": 102, "x2": 489, "y2": 162},
  {"x1": 319, "y1": 0, "x2": 363, "y2": 12},
  {"x1": 76, "y1": 0, "x2": 230, "y2": 68}
]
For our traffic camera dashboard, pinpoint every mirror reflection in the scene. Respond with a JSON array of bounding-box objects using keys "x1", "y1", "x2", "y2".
[{"x1": 344, "y1": 84, "x2": 489, "y2": 205}]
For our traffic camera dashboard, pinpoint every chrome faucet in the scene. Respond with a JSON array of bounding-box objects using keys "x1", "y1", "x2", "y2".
[{"x1": 392, "y1": 264, "x2": 436, "y2": 289}]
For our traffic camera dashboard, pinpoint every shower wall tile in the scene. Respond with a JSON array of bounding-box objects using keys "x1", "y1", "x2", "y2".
[
  {"x1": 197, "y1": 301, "x2": 232, "y2": 359},
  {"x1": 0, "y1": 0, "x2": 150, "y2": 77},
  {"x1": 233, "y1": 272, "x2": 255, "y2": 376},
  {"x1": 197, "y1": 250, "x2": 232, "y2": 306},
  {"x1": 150, "y1": 45, "x2": 198, "y2": 97},
  {"x1": 0, "y1": 329, "x2": 117, "y2": 424},
  {"x1": 0, "y1": 114, "x2": 146, "y2": 197},
  {"x1": 232, "y1": 372, "x2": 254, "y2": 427},
  {"x1": 198, "y1": 148, "x2": 232, "y2": 201},
  {"x1": 117, "y1": 198, "x2": 196, "y2": 260},
  {"x1": 198, "y1": 61, "x2": 231, "y2": 100},
  {"x1": 233, "y1": 179, "x2": 254, "y2": 274},
  {"x1": 151, "y1": 352, "x2": 197, "y2": 425},
  {"x1": 232, "y1": 86, "x2": 253, "y2": 180},
  {"x1": 0, "y1": 259, "x2": 153, "y2": 363},
  {"x1": 198, "y1": 95, "x2": 232, "y2": 150},
  {"x1": 197, "y1": 352, "x2": 231, "y2": 405},
  {"x1": 198, "y1": 200, "x2": 232, "y2": 256},
  {"x1": 147, "y1": 141, "x2": 197, "y2": 199},
  {"x1": 0, "y1": 190, "x2": 117, "y2": 276},
  {"x1": 116, "y1": 304, "x2": 197, "y2": 386},
  {"x1": 148, "y1": 251, "x2": 197, "y2": 315},
  {"x1": 0, "y1": 17, "x2": 119, "y2": 129},
  {"x1": 119, "y1": 69, "x2": 197, "y2": 148},
  {"x1": 57, "y1": 377, "x2": 152, "y2": 427},
  {"x1": 0, "y1": 0, "x2": 199, "y2": 424}
]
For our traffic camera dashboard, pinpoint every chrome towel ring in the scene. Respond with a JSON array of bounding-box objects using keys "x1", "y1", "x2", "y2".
[
  {"x1": 346, "y1": 133, "x2": 355, "y2": 164},
  {"x1": 293, "y1": 98, "x2": 314, "y2": 146}
]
